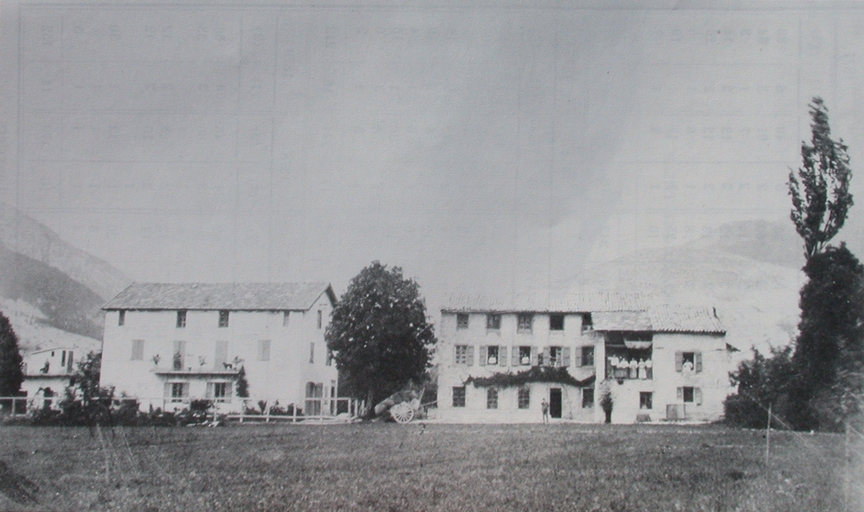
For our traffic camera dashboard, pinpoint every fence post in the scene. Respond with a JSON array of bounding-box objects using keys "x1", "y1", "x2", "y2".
[{"x1": 765, "y1": 403, "x2": 772, "y2": 464}]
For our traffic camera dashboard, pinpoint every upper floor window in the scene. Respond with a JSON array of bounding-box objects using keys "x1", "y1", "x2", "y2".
[
  {"x1": 283, "y1": 311, "x2": 290, "y2": 327},
  {"x1": 118, "y1": 310, "x2": 125, "y2": 326},
  {"x1": 676, "y1": 351, "x2": 702, "y2": 373},
  {"x1": 581, "y1": 346, "x2": 595, "y2": 367},
  {"x1": 456, "y1": 313, "x2": 469, "y2": 329},
  {"x1": 549, "y1": 314, "x2": 565, "y2": 331},
  {"x1": 549, "y1": 346, "x2": 564, "y2": 367},
  {"x1": 454, "y1": 345, "x2": 473, "y2": 365},
  {"x1": 517, "y1": 313, "x2": 533, "y2": 332},
  {"x1": 176, "y1": 310, "x2": 187, "y2": 328},
  {"x1": 582, "y1": 313, "x2": 593, "y2": 332},
  {"x1": 486, "y1": 313, "x2": 501, "y2": 330},
  {"x1": 485, "y1": 345, "x2": 500, "y2": 365},
  {"x1": 218, "y1": 310, "x2": 229, "y2": 328},
  {"x1": 518, "y1": 346, "x2": 531, "y2": 365}
]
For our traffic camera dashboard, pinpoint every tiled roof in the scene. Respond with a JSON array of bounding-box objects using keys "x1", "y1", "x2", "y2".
[
  {"x1": 442, "y1": 291, "x2": 725, "y2": 334},
  {"x1": 593, "y1": 306, "x2": 724, "y2": 334},
  {"x1": 102, "y1": 282, "x2": 334, "y2": 311},
  {"x1": 441, "y1": 291, "x2": 650, "y2": 313}
]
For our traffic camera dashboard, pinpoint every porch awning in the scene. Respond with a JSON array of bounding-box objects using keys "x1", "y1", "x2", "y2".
[{"x1": 624, "y1": 340, "x2": 652, "y2": 350}]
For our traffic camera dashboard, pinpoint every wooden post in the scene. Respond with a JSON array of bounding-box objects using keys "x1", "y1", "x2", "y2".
[
  {"x1": 765, "y1": 403, "x2": 772, "y2": 464},
  {"x1": 292, "y1": 403, "x2": 297, "y2": 423}
]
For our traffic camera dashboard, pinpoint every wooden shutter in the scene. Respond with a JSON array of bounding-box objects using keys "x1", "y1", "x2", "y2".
[
  {"x1": 164, "y1": 382, "x2": 173, "y2": 398},
  {"x1": 675, "y1": 351, "x2": 683, "y2": 372},
  {"x1": 676, "y1": 387, "x2": 683, "y2": 400},
  {"x1": 512, "y1": 347, "x2": 520, "y2": 366},
  {"x1": 215, "y1": 340, "x2": 228, "y2": 367},
  {"x1": 499, "y1": 346, "x2": 508, "y2": 367},
  {"x1": 695, "y1": 388, "x2": 702, "y2": 405},
  {"x1": 542, "y1": 347, "x2": 551, "y2": 367},
  {"x1": 695, "y1": 352, "x2": 703, "y2": 373},
  {"x1": 467, "y1": 346, "x2": 475, "y2": 366},
  {"x1": 530, "y1": 346, "x2": 538, "y2": 366},
  {"x1": 454, "y1": 346, "x2": 459, "y2": 364},
  {"x1": 206, "y1": 382, "x2": 214, "y2": 399},
  {"x1": 479, "y1": 346, "x2": 488, "y2": 366},
  {"x1": 562, "y1": 347, "x2": 571, "y2": 367},
  {"x1": 575, "y1": 347, "x2": 583, "y2": 367}
]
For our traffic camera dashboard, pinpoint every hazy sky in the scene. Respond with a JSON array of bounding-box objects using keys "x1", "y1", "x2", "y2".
[{"x1": 2, "y1": 1, "x2": 864, "y2": 302}]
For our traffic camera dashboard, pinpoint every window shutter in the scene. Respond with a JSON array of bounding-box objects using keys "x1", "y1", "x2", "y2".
[
  {"x1": 542, "y1": 347, "x2": 551, "y2": 367},
  {"x1": 164, "y1": 382, "x2": 172, "y2": 398},
  {"x1": 206, "y1": 382, "x2": 214, "y2": 399},
  {"x1": 676, "y1": 387, "x2": 683, "y2": 400},
  {"x1": 675, "y1": 351, "x2": 683, "y2": 372},
  {"x1": 512, "y1": 347, "x2": 520, "y2": 366},
  {"x1": 563, "y1": 347, "x2": 571, "y2": 367},
  {"x1": 695, "y1": 352, "x2": 703, "y2": 373},
  {"x1": 454, "y1": 346, "x2": 458, "y2": 364},
  {"x1": 479, "y1": 346, "x2": 488, "y2": 366},
  {"x1": 531, "y1": 346, "x2": 538, "y2": 366},
  {"x1": 499, "y1": 346, "x2": 508, "y2": 367},
  {"x1": 575, "y1": 347, "x2": 584, "y2": 367},
  {"x1": 695, "y1": 388, "x2": 702, "y2": 405},
  {"x1": 467, "y1": 346, "x2": 475, "y2": 366}
]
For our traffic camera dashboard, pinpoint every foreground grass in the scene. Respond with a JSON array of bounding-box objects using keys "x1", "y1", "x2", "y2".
[{"x1": 0, "y1": 423, "x2": 859, "y2": 511}]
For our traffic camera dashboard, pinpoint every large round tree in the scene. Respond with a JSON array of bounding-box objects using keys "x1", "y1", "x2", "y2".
[
  {"x1": 0, "y1": 311, "x2": 24, "y2": 399},
  {"x1": 326, "y1": 262, "x2": 436, "y2": 408}
]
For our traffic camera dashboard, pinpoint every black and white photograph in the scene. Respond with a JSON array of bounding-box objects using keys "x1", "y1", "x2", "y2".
[{"x1": 0, "y1": 0, "x2": 863, "y2": 510}]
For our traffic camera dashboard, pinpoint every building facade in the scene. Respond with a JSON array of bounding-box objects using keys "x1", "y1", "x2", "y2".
[
  {"x1": 436, "y1": 294, "x2": 734, "y2": 424},
  {"x1": 100, "y1": 282, "x2": 338, "y2": 413},
  {"x1": 21, "y1": 347, "x2": 77, "y2": 409}
]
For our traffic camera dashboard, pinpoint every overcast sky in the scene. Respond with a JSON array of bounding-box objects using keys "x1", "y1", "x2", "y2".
[{"x1": 2, "y1": 1, "x2": 864, "y2": 303}]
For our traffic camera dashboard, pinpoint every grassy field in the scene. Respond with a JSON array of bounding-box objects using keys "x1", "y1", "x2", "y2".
[{"x1": 0, "y1": 423, "x2": 860, "y2": 512}]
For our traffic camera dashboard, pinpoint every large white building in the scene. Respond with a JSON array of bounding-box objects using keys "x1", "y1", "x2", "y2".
[
  {"x1": 100, "y1": 282, "x2": 338, "y2": 414},
  {"x1": 436, "y1": 293, "x2": 735, "y2": 424}
]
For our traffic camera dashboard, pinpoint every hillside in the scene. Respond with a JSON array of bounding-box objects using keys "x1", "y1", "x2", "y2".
[
  {"x1": 0, "y1": 203, "x2": 132, "y2": 354},
  {"x1": 573, "y1": 220, "x2": 808, "y2": 355}
]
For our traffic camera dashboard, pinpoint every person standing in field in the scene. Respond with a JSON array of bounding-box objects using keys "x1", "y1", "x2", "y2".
[{"x1": 541, "y1": 398, "x2": 550, "y2": 423}]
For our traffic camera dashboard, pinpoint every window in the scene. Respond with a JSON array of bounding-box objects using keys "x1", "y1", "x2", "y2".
[
  {"x1": 581, "y1": 313, "x2": 593, "y2": 332},
  {"x1": 456, "y1": 313, "x2": 469, "y2": 329},
  {"x1": 640, "y1": 392, "x2": 653, "y2": 410},
  {"x1": 486, "y1": 346, "x2": 499, "y2": 365},
  {"x1": 678, "y1": 387, "x2": 702, "y2": 405},
  {"x1": 581, "y1": 346, "x2": 595, "y2": 367},
  {"x1": 172, "y1": 340, "x2": 186, "y2": 370},
  {"x1": 167, "y1": 382, "x2": 188, "y2": 402},
  {"x1": 452, "y1": 386, "x2": 466, "y2": 408},
  {"x1": 549, "y1": 314, "x2": 565, "y2": 331},
  {"x1": 317, "y1": 310, "x2": 323, "y2": 329},
  {"x1": 218, "y1": 310, "x2": 229, "y2": 328},
  {"x1": 517, "y1": 313, "x2": 533, "y2": 332},
  {"x1": 582, "y1": 388, "x2": 594, "y2": 408},
  {"x1": 454, "y1": 345, "x2": 473, "y2": 365},
  {"x1": 176, "y1": 310, "x2": 186, "y2": 328},
  {"x1": 207, "y1": 382, "x2": 232, "y2": 402},
  {"x1": 549, "y1": 346, "x2": 563, "y2": 367},
  {"x1": 283, "y1": 311, "x2": 290, "y2": 327},
  {"x1": 676, "y1": 351, "x2": 702, "y2": 373},
  {"x1": 519, "y1": 346, "x2": 531, "y2": 366},
  {"x1": 131, "y1": 340, "x2": 144, "y2": 361},
  {"x1": 258, "y1": 340, "x2": 271, "y2": 361},
  {"x1": 486, "y1": 314, "x2": 501, "y2": 330},
  {"x1": 309, "y1": 342, "x2": 315, "y2": 364},
  {"x1": 518, "y1": 387, "x2": 530, "y2": 409},
  {"x1": 326, "y1": 348, "x2": 334, "y2": 366},
  {"x1": 486, "y1": 388, "x2": 499, "y2": 409},
  {"x1": 682, "y1": 387, "x2": 694, "y2": 402},
  {"x1": 118, "y1": 310, "x2": 125, "y2": 326}
]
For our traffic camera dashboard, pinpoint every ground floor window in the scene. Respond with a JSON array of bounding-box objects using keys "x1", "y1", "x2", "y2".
[
  {"x1": 452, "y1": 386, "x2": 466, "y2": 408},
  {"x1": 165, "y1": 382, "x2": 188, "y2": 403},
  {"x1": 639, "y1": 392, "x2": 653, "y2": 410},
  {"x1": 582, "y1": 388, "x2": 594, "y2": 408},
  {"x1": 486, "y1": 388, "x2": 498, "y2": 409},
  {"x1": 678, "y1": 386, "x2": 701, "y2": 405},
  {"x1": 518, "y1": 387, "x2": 530, "y2": 409},
  {"x1": 207, "y1": 381, "x2": 232, "y2": 402}
]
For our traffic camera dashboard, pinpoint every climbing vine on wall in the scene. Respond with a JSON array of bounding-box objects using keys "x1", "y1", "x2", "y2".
[{"x1": 465, "y1": 366, "x2": 595, "y2": 388}]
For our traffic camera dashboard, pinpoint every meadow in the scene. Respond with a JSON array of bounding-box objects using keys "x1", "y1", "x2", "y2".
[{"x1": 0, "y1": 423, "x2": 859, "y2": 512}]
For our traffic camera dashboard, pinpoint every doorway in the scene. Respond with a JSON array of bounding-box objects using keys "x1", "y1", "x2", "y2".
[{"x1": 549, "y1": 388, "x2": 562, "y2": 418}]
